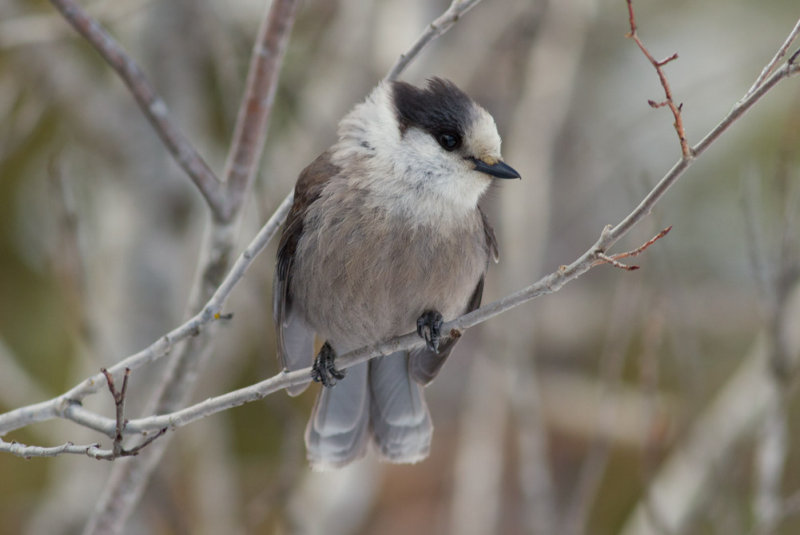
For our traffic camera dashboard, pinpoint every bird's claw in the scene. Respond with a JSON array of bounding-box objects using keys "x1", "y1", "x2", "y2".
[
  {"x1": 311, "y1": 341, "x2": 345, "y2": 387},
  {"x1": 417, "y1": 310, "x2": 443, "y2": 353}
]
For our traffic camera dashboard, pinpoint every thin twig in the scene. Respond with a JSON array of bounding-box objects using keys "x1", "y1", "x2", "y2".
[
  {"x1": 626, "y1": 0, "x2": 692, "y2": 159},
  {"x1": 102, "y1": 368, "x2": 128, "y2": 458},
  {"x1": 384, "y1": 0, "x2": 484, "y2": 82},
  {"x1": 743, "y1": 18, "x2": 800, "y2": 102},
  {"x1": 594, "y1": 226, "x2": 672, "y2": 270},
  {"x1": 0, "y1": 427, "x2": 167, "y2": 461},
  {"x1": 48, "y1": 0, "x2": 226, "y2": 217},
  {"x1": 0, "y1": 0, "x2": 156, "y2": 49}
]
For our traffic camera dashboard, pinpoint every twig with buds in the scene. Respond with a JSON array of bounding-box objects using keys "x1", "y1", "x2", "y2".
[{"x1": 626, "y1": 0, "x2": 691, "y2": 159}]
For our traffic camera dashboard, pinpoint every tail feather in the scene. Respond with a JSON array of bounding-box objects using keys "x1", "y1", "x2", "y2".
[
  {"x1": 305, "y1": 362, "x2": 370, "y2": 470},
  {"x1": 278, "y1": 308, "x2": 315, "y2": 397},
  {"x1": 368, "y1": 351, "x2": 432, "y2": 463}
]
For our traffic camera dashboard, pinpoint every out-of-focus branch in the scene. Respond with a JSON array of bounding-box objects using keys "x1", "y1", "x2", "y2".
[
  {"x1": 384, "y1": 0, "x2": 484, "y2": 82},
  {"x1": 620, "y1": 288, "x2": 800, "y2": 535},
  {"x1": 220, "y1": 0, "x2": 298, "y2": 221},
  {"x1": 48, "y1": 0, "x2": 227, "y2": 217},
  {"x1": 0, "y1": 0, "x2": 155, "y2": 49},
  {"x1": 83, "y1": 0, "x2": 299, "y2": 529},
  {"x1": 623, "y1": 130, "x2": 800, "y2": 535},
  {"x1": 0, "y1": 193, "x2": 292, "y2": 436},
  {"x1": 747, "y1": 157, "x2": 800, "y2": 534}
]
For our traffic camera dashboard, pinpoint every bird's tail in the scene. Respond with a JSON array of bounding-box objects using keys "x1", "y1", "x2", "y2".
[
  {"x1": 369, "y1": 351, "x2": 432, "y2": 463},
  {"x1": 305, "y1": 351, "x2": 432, "y2": 469},
  {"x1": 306, "y1": 362, "x2": 370, "y2": 470}
]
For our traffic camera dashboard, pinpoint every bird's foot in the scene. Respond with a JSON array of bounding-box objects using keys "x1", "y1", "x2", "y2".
[
  {"x1": 311, "y1": 341, "x2": 345, "y2": 387},
  {"x1": 416, "y1": 310, "x2": 443, "y2": 353}
]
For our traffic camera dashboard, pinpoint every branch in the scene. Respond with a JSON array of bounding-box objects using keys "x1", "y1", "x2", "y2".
[
  {"x1": 626, "y1": 0, "x2": 691, "y2": 158},
  {"x1": 0, "y1": 0, "x2": 155, "y2": 49},
  {"x1": 384, "y1": 0, "x2": 484, "y2": 82},
  {"x1": 743, "y1": 18, "x2": 800, "y2": 102},
  {"x1": 48, "y1": 0, "x2": 227, "y2": 217},
  {"x1": 81, "y1": 1, "x2": 299, "y2": 524},
  {"x1": 594, "y1": 226, "x2": 672, "y2": 271},
  {"x1": 0, "y1": 429, "x2": 167, "y2": 460},
  {"x1": 1, "y1": 438, "x2": 110, "y2": 460},
  {"x1": 0, "y1": 192, "x2": 293, "y2": 437},
  {"x1": 220, "y1": 0, "x2": 299, "y2": 221}
]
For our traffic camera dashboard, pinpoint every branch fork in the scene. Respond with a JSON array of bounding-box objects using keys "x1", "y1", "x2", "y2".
[
  {"x1": 594, "y1": 226, "x2": 673, "y2": 271},
  {"x1": 101, "y1": 368, "x2": 167, "y2": 459}
]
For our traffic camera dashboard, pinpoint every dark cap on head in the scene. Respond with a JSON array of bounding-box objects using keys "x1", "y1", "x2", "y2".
[{"x1": 391, "y1": 78, "x2": 476, "y2": 138}]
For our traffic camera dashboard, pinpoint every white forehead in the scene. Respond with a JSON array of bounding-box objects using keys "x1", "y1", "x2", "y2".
[{"x1": 466, "y1": 106, "x2": 503, "y2": 161}]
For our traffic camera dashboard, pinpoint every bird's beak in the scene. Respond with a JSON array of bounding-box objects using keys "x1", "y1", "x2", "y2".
[{"x1": 470, "y1": 157, "x2": 521, "y2": 179}]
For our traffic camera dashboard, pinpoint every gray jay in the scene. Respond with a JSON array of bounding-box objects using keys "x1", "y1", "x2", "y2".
[{"x1": 274, "y1": 78, "x2": 519, "y2": 470}]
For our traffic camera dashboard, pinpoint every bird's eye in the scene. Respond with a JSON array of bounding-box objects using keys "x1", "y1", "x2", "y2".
[{"x1": 436, "y1": 132, "x2": 461, "y2": 151}]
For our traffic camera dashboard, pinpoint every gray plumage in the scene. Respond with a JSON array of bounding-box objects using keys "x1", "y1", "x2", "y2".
[{"x1": 274, "y1": 78, "x2": 516, "y2": 470}]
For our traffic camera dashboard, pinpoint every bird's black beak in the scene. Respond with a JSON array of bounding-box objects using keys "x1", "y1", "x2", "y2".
[{"x1": 470, "y1": 157, "x2": 521, "y2": 179}]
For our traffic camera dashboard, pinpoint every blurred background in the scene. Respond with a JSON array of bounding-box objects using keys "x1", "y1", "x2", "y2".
[{"x1": 2, "y1": 0, "x2": 800, "y2": 533}]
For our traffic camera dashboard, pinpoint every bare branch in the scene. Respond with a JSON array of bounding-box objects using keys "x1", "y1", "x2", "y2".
[
  {"x1": 82, "y1": 2, "x2": 300, "y2": 524},
  {"x1": 0, "y1": 0, "x2": 155, "y2": 49},
  {"x1": 48, "y1": 0, "x2": 227, "y2": 216},
  {"x1": 743, "y1": 18, "x2": 800, "y2": 101},
  {"x1": 0, "y1": 427, "x2": 167, "y2": 460},
  {"x1": 594, "y1": 226, "x2": 672, "y2": 270},
  {"x1": 220, "y1": 0, "x2": 299, "y2": 221},
  {"x1": 626, "y1": 0, "x2": 691, "y2": 158},
  {"x1": 0, "y1": 192, "x2": 293, "y2": 437},
  {"x1": 0, "y1": 438, "x2": 109, "y2": 460},
  {"x1": 384, "y1": 0, "x2": 484, "y2": 82}
]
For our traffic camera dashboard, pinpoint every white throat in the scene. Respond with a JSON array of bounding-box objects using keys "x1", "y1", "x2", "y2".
[{"x1": 330, "y1": 83, "x2": 488, "y2": 225}]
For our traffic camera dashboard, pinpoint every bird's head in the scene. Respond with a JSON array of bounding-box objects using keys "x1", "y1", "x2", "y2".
[
  {"x1": 392, "y1": 77, "x2": 519, "y2": 181},
  {"x1": 334, "y1": 78, "x2": 519, "y2": 219}
]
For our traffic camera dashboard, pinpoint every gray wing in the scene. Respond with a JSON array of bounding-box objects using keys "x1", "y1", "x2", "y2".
[{"x1": 274, "y1": 152, "x2": 339, "y2": 396}]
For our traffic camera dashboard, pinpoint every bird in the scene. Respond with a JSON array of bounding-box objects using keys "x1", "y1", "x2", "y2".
[{"x1": 273, "y1": 77, "x2": 519, "y2": 470}]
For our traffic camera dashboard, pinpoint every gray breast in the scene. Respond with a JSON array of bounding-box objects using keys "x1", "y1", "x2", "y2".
[{"x1": 291, "y1": 187, "x2": 488, "y2": 351}]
